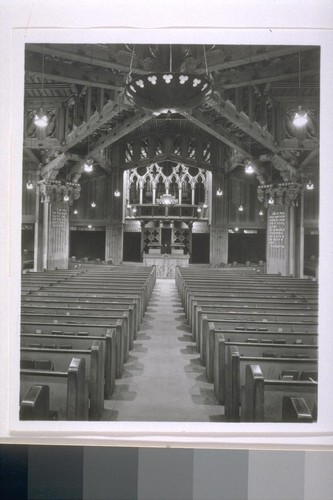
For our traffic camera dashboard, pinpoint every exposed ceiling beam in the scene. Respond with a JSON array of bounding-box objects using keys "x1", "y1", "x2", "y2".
[
  {"x1": 180, "y1": 108, "x2": 250, "y2": 157},
  {"x1": 219, "y1": 69, "x2": 318, "y2": 90},
  {"x1": 40, "y1": 152, "x2": 68, "y2": 179},
  {"x1": 23, "y1": 137, "x2": 63, "y2": 150},
  {"x1": 69, "y1": 111, "x2": 152, "y2": 176},
  {"x1": 207, "y1": 93, "x2": 276, "y2": 152},
  {"x1": 196, "y1": 46, "x2": 315, "y2": 74},
  {"x1": 64, "y1": 99, "x2": 134, "y2": 152},
  {"x1": 299, "y1": 147, "x2": 319, "y2": 168},
  {"x1": 25, "y1": 52, "x2": 124, "y2": 90},
  {"x1": 276, "y1": 138, "x2": 319, "y2": 151},
  {"x1": 26, "y1": 44, "x2": 146, "y2": 76}
]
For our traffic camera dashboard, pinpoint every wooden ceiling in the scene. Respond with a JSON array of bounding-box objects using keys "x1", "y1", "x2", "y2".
[{"x1": 23, "y1": 43, "x2": 320, "y2": 185}]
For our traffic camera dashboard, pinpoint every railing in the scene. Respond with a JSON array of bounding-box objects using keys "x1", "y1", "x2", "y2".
[{"x1": 125, "y1": 204, "x2": 208, "y2": 221}]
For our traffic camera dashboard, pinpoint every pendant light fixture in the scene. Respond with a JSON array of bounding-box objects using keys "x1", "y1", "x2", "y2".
[
  {"x1": 216, "y1": 145, "x2": 223, "y2": 196},
  {"x1": 293, "y1": 49, "x2": 308, "y2": 128},
  {"x1": 84, "y1": 48, "x2": 94, "y2": 173},
  {"x1": 34, "y1": 44, "x2": 49, "y2": 128},
  {"x1": 26, "y1": 179, "x2": 34, "y2": 190},
  {"x1": 124, "y1": 44, "x2": 213, "y2": 113},
  {"x1": 306, "y1": 180, "x2": 314, "y2": 190}
]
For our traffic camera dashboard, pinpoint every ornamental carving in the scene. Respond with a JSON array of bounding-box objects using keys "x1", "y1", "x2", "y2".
[
  {"x1": 39, "y1": 180, "x2": 81, "y2": 206},
  {"x1": 257, "y1": 182, "x2": 303, "y2": 208}
]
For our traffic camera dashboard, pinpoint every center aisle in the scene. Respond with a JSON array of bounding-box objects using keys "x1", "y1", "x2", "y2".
[{"x1": 104, "y1": 278, "x2": 225, "y2": 421}]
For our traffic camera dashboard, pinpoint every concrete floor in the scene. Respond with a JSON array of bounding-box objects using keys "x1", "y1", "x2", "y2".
[{"x1": 104, "y1": 278, "x2": 225, "y2": 422}]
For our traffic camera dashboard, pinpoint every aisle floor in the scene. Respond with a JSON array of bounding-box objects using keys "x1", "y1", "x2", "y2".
[{"x1": 104, "y1": 278, "x2": 225, "y2": 421}]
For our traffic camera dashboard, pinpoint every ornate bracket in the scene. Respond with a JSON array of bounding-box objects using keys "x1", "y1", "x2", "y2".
[
  {"x1": 39, "y1": 180, "x2": 81, "y2": 206},
  {"x1": 257, "y1": 182, "x2": 303, "y2": 208}
]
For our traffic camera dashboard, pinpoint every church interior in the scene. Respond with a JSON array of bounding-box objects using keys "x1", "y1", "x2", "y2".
[{"x1": 20, "y1": 43, "x2": 319, "y2": 423}]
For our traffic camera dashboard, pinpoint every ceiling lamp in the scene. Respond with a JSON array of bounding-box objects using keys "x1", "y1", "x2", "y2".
[
  {"x1": 157, "y1": 193, "x2": 178, "y2": 206},
  {"x1": 245, "y1": 163, "x2": 255, "y2": 174},
  {"x1": 197, "y1": 206, "x2": 202, "y2": 213},
  {"x1": 34, "y1": 108, "x2": 48, "y2": 128},
  {"x1": 63, "y1": 194, "x2": 70, "y2": 202},
  {"x1": 132, "y1": 206, "x2": 137, "y2": 214},
  {"x1": 235, "y1": 227, "x2": 239, "y2": 232},
  {"x1": 84, "y1": 159, "x2": 94, "y2": 173},
  {"x1": 203, "y1": 203, "x2": 208, "y2": 209},
  {"x1": 91, "y1": 201, "x2": 96, "y2": 208},
  {"x1": 124, "y1": 45, "x2": 213, "y2": 113},
  {"x1": 216, "y1": 187, "x2": 223, "y2": 196},
  {"x1": 293, "y1": 106, "x2": 308, "y2": 128},
  {"x1": 238, "y1": 204, "x2": 244, "y2": 212},
  {"x1": 26, "y1": 179, "x2": 34, "y2": 190},
  {"x1": 306, "y1": 180, "x2": 314, "y2": 190},
  {"x1": 73, "y1": 209, "x2": 78, "y2": 215},
  {"x1": 268, "y1": 196, "x2": 274, "y2": 205},
  {"x1": 114, "y1": 188, "x2": 121, "y2": 197},
  {"x1": 88, "y1": 224, "x2": 92, "y2": 229},
  {"x1": 34, "y1": 45, "x2": 49, "y2": 128},
  {"x1": 259, "y1": 209, "x2": 264, "y2": 216},
  {"x1": 293, "y1": 50, "x2": 308, "y2": 128}
]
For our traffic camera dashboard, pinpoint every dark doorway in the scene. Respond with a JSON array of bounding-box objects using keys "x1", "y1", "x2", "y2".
[
  {"x1": 191, "y1": 233, "x2": 210, "y2": 263},
  {"x1": 70, "y1": 230, "x2": 105, "y2": 260},
  {"x1": 228, "y1": 230, "x2": 266, "y2": 264},
  {"x1": 22, "y1": 226, "x2": 34, "y2": 270},
  {"x1": 123, "y1": 232, "x2": 141, "y2": 262},
  {"x1": 161, "y1": 228, "x2": 172, "y2": 254}
]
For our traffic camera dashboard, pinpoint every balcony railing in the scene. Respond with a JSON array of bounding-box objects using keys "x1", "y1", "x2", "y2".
[{"x1": 125, "y1": 204, "x2": 208, "y2": 221}]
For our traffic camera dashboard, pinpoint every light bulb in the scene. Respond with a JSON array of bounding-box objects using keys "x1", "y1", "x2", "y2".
[
  {"x1": 73, "y1": 209, "x2": 78, "y2": 215},
  {"x1": 245, "y1": 164, "x2": 254, "y2": 174},
  {"x1": 132, "y1": 207, "x2": 137, "y2": 213},
  {"x1": 114, "y1": 189, "x2": 121, "y2": 197},
  {"x1": 293, "y1": 107, "x2": 308, "y2": 127},
  {"x1": 88, "y1": 224, "x2": 92, "y2": 229},
  {"x1": 63, "y1": 194, "x2": 69, "y2": 202},
  {"x1": 34, "y1": 108, "x2": 48, "y2": 128},
  {"x1": 216, "y1": 187, "x2": 223, "y2": 196},
  {"x1": 259, "y1": 209, "x2": 264, "y2": 216},
  {"x1": 84, "y1": 159, "x2": 94, "y2": 172},
  {"x1": 26, "y1": 180, "x2": 34, "y2": 190},
  {"x1": 268, "y1": 196, "x2": 274, "y2": 205},
  {"x1": 197, "y1": 207, "x2": 202, "y2": 213},
  {"x1": 306, "y1": 180, "x2": 314, "y2": 190},
  {"x1": 238, "y1": 204, "x2": 244, "y2": 212},
  {"x1": 91, "y1": 202, "x2": 96, "y2": 208}
]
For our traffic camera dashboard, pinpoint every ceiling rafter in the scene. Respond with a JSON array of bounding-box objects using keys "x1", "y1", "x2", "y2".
[
  {"x1": 196, "y1": 46, "x2": 315, "y2": 74},
  {"x1": 25, "y1": 52, "x2": 124, "y2": 90},
  {"x1": 26, "y1": 44, "x2": 146, "y2": 76}
]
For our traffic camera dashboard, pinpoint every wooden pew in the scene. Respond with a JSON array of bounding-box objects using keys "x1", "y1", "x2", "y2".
[
  {"x1": 21, "y1": 319, "x2": 125, "y2": 378},
  {"x1": 22, "y1": 295, "x2": 142, "y2": 336},
  {"x1": 20, "y1": 357, "x2": 88, "y2": 420},
  {"x1": 282, "y1": 396, "x2": 313, "y2": 422},
  {"x1": 212, "y1": 330, "x2": 318, "y2": 404},
  {"x1": 21, "y1": 330, "x2": 116, "y2": 398},
  {"x1": 21, "y1": 303, "x2": 136, "y2": 351},
  {"x1": 26, "y1": 291, "x2": 144, "y2": 327},
  {"x1": 21, "y1": 340, "x2": 105, "y2": 420},
  {"x1": 241, "y1": 364, "x2": 317, "y2": 422},
  {"x1": 195, "y1": 306, "x2": 317, "y2": 352},
  {"x1": 224, "y1": 345, "x2": 317, "y2": 421},
  {"x1": 200, "y1": 315, "x2": 317, "y2": 365},
  {"x1": 20, "y1": 385, "x2": 50, "y2": 420},
  {"x1": 189, "y1": 299, "x2": 317, "y2": 332}
]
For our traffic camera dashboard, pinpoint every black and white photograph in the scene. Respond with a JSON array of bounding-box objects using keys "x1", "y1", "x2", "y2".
[{"x1": 18, "y1": 40, "x2": 321, "y2": 425}]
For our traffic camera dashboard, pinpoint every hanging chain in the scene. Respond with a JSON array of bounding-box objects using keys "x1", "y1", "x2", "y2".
[{"x1": 203, "y1": 45, "x2": 209, "y2": 75}]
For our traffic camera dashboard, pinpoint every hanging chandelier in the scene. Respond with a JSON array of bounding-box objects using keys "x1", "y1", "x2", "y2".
[
  {"x1": 124, "y1": 45, "x2": 213, "y2": 113},
  {"x1": 157, "y1": 193, "x2": 178, "y2": 206}
]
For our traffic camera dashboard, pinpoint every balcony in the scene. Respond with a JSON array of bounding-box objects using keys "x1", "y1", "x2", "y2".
[{"x1": 125, "y1": 204, "x2": 208, "y2": 221}]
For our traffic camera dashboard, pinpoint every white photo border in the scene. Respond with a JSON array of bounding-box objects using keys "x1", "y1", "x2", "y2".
[{"x1": 1, "y1": 12, "x2": 333, "y2": 448}]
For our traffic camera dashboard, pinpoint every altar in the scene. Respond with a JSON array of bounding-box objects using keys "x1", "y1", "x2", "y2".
[{"x1": 143, "y1": 252, "x2": 190, "y2": 278}]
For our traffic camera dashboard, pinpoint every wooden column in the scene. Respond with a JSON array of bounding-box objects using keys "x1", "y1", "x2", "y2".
[
  {"x1": 105, "y1": 168, "x2": 123, "y2": 264},
  {"x1": 47, "y1": 201, "x2": 70, "y2": 269},
  {"x1": 209, "y1": 160, "x2": 229, "y2": 265}
]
